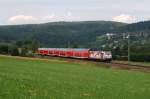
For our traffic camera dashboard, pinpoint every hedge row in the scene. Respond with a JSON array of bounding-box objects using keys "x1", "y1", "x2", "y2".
[{"x1": 130, "y1": 53, "x2": 150, "y2": 62}]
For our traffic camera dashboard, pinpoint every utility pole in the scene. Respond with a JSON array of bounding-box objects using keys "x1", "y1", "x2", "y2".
[{"x1": 127, "y1": 32, "x2": 130, "y2": 61}]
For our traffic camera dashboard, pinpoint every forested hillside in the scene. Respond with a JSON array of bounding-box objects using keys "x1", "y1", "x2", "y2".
[{"x1": 0, "y1": 21, "x2": 126, "y2": 47}]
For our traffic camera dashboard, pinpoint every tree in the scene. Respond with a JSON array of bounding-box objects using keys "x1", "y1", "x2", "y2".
[
  {"x1": 0, "y1": 43, "x2": 9, "y2": 54},
  {"x1": 31, "y1": 40, "x2": 40, "y2": 53},
  {"x1": 9, "y1": 45, "x2": 19, "y2": 56}
]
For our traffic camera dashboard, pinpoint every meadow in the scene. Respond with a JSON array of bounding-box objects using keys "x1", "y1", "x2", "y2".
[{"x1": 0, "y1": 55, "x2": 150, "y2": 99}]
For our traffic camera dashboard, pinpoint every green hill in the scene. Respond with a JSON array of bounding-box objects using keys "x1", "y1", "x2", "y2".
[
  {"x1": 0, "y1": 21, "x2": 126, "y2": 47},
  {"x1": 1, "y1": 20, "x2": 150, "y2": 48}
]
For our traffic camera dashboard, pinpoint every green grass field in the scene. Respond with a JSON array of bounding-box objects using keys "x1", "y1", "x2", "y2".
[{"x1": 0, "y1": 55, "x2": 150, "y2": 99}]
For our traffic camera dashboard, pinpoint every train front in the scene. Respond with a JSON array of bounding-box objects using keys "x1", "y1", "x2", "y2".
[{"x1": 89, "y1": 50, "x2": 112, "y2": 62}]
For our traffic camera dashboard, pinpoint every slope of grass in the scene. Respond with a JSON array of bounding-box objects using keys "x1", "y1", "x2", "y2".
[{"x1": 0, "y1": 55, "x2": 150, "y2": 99}]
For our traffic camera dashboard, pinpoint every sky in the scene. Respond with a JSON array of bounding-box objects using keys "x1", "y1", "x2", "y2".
[{"x1": 0, "y1": 0, "x2": 149, "y2": 25}]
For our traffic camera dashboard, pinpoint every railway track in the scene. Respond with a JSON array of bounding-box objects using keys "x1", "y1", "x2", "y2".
[
  {"x1": 111, "y1": 62, "x2": 150, "y2": 68},
  {"x1": 37, "y1": 55, "x2": 150, "y2": 72},
  {"x1": 106, "y1": 62, "x2": 150, "y2": 72}
]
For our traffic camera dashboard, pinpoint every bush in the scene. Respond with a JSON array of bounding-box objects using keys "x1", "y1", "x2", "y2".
[
  {"x1": 130, "y1": 53, "x2": 150, "y2": 62},
  {"x1": 10, "y1": 46, "x2": 19, "y2": 56},
  {"x1": 0, "y1": 43, "x2": 9, "y2": 54}
]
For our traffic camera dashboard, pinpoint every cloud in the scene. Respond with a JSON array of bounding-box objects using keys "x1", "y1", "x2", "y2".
[
  {"x1": 8, "y1": 15, "x2": 36, "y2": 22},
  {"x1": 112, "y1": 14, "x2": 137, "y2": 23},
  {"x1": 6, "y1": 12, "x2": 76, "y2": 24},
  {"x1": 42, "y1": 14, "x2": 55, "y2": 20}
]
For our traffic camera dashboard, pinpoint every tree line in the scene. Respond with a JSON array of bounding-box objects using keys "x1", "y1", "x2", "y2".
[{"x1": 0, "y1": 40, "x2": 40, "y2": 56}]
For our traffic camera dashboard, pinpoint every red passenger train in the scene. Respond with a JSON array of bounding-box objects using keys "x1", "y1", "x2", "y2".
[{"x1": 38, "y1": 48, "x2": 112, "y2": 62}]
